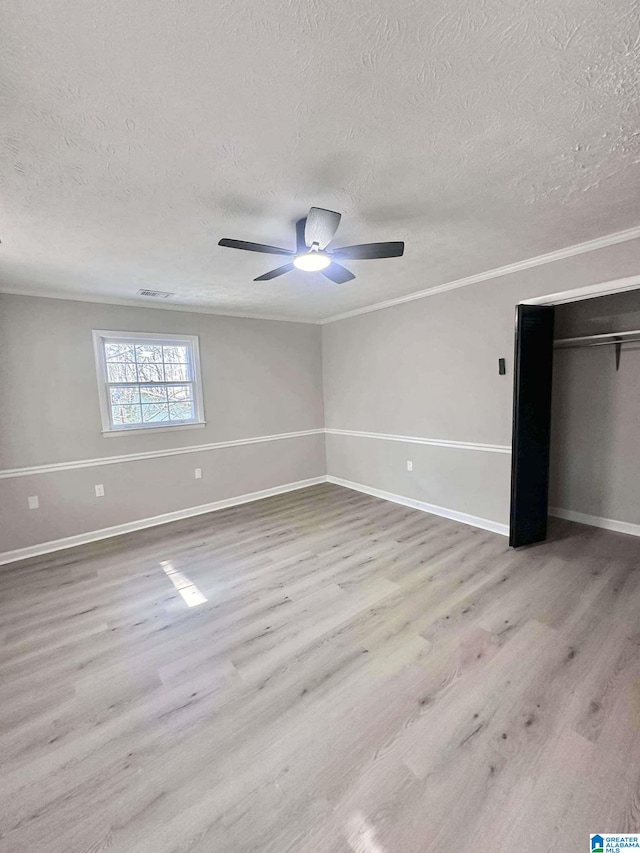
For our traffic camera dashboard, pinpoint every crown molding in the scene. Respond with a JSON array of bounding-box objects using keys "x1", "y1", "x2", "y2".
[
  {"x1": 3, "y1": 223, "x2": 640, "y2": 326},
  {"x1": 320, "y1": 223, "x2": 640, "y2": 324},
  {"x1": 0, "y1": 286, "x2": 320, "y2": 325}
]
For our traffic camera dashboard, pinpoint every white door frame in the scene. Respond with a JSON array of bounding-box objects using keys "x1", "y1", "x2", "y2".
[
  {"x1": 517, "y1": 272, "x2": 640, "y2": 539},
  {"x1": 521, "y1": 273, "x2": 640, "y2": 306}
]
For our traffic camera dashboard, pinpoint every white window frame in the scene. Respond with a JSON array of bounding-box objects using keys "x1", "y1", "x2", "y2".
[{"x1": 92, "y1": 330, "x2": 206, "y2": 437}]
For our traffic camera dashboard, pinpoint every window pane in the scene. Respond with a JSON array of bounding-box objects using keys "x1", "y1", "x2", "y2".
[
  {"x1": 164, "y1": 363, "x2": 189, "y2": 381},
  {"x1": 112, "y1": 404, "x2": 143, "y2": 425},
  {"x1": 105, "y1": 343, "x2": 135, "y2": 362},
  {"x1": 169, "y1": 402, "x2": 194, "y2": 421},
  {"x1": 135, "y1": 344, "x2": 163, "y2": 363},
  {"x1": 107, "y1": 363, "x2": 138, "y2": 383},
  {"x1": 163, "y1": 345, "x2": 188, "y2": 363},
  {"x1": 137, "y1": 363, "x2": 164, "y2": 382},
  {"x1": 140, "y1": 385, "x2": 168, "y2": 403},
  {"x1": 110, "y1": 386, "x2": 140, "y2": 404},
  {"x1": 99, "y1": 335, "x2": 200, "y2": 432},
  {"x1": 141, "y1": 403, "x2": 170, "y2": 422},
  {"x1": 167, "y1": 384, "x2": 192, "y2": 401}
]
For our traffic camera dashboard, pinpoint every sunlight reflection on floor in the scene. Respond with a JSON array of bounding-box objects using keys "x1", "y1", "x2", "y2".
[
  {"x1": 346, "y1": 812, "x2": 388, "y2": 853},
  {"x1": 160, "y1": 559, "x2": 208, "y2": 607}
]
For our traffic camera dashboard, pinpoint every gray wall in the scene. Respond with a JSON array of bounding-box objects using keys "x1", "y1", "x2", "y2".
[
  {"x1": 0, "y1": 294, "x2": 325, "y2": 554},
  {"x1": 550, "y1": 292, "x2": 640, "y2": 526},
  {"x1": 3, "y1": 234, "x2": 640, "y2": 556},
  {"x1": 322, "y1": 236, "x2": 640, "y2": 529}
]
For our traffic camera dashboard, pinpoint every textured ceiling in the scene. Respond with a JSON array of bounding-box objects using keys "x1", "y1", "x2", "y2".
[{"x1": 1, "y1": 0, "x2": 639, "y2": 320}]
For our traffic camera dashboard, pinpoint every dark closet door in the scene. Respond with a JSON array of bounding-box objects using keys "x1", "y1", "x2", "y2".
[{"x1": 509, "y1": 304, "x2": 555, "y2": 547}]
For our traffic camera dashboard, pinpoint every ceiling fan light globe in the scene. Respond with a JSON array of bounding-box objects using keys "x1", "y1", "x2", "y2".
[{"x1": 293, "y1": 252, "x2": 330, "y2": 272}]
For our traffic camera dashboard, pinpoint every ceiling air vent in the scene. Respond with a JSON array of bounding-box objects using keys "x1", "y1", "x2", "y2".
[{"x1": 137, "y1": 289, "x2": 174, "y2": 299}]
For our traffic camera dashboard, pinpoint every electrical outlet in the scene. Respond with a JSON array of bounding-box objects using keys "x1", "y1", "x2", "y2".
[
  {"x1": 194, "y1": 468, "x2": 202, "y2": 479},
  {"x1": 95, "y1": 484, "x2": 105, "y2": 497},
  {"x1": 28, "y1": 495, "x2": 39, "y2": 510},
  {"x1": 407, "y1": 460, "x2": 413, "y2": 472}
]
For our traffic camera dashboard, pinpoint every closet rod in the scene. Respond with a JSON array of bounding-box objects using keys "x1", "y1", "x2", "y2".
[{"x1": 553, "y1": 329, "x2": 640, "y2": 349}]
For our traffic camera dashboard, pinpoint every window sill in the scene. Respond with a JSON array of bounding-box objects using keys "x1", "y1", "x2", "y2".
[{"x1": 102, "y1": 422, "x2": 207, "y2": 438}]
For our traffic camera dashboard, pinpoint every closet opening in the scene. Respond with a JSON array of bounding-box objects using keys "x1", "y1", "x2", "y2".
[{"x1": 509, "y1": 282, "x2": 640, "y2": 547}]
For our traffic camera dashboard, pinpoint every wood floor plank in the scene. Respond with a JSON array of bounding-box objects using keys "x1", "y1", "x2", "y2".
[{"x1": 0, "y1": 483, "x2": 639, "y2": 852}]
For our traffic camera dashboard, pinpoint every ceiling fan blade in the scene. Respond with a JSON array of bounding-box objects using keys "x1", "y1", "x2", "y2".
[
  {"x1": 304, "y1": 207, "x2": 342, "y2": 250},
  {"x1": 219, "y1": 238, "x2": 293, "y2": 255},
  {"x1": 322, "y1": 263, "x2": 355, "y2": 284},
  {"x1": 254, "y1": 263, "x2": 295, "y2": 281},
  {"x1": 330, "y1": 241, "x2": 404, "y2": 260},
  {"x1": 295, "y1": 218, "x2": 307, "y2": 253}
]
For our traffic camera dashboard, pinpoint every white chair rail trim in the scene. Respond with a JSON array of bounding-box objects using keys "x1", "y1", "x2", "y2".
[
  {"x1": 0, "y1": 428, "x2": 511, "y2": 480},
  {"x1": 325, "y1": 428, "x2": 511, "y2": 454},
  {"x1": 0, "y1": 429, "x2": 325, "y2": 479}
]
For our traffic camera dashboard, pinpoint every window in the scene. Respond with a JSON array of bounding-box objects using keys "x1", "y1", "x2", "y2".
[{"x1": 92, "y1": 330, "x2": 205, "y2": 435}]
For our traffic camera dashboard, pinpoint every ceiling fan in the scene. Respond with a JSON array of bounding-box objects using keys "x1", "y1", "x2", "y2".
[{"x1": 218, "y1": 207, "x2": 404, "y2": 284}]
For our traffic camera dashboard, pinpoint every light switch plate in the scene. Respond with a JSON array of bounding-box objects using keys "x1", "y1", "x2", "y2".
[
  {"x1": 28, "y1": 495, "x2": 39, "y2": 510},
  {"x1": 407, "y1": 461, "x2": 413, "y2": 472},
  {"x1": 195, "y1": 468, "x2": 202, "y2": 479},
  {"x1": 95, "y1": 484, "x2": 105, "y2": 497}
]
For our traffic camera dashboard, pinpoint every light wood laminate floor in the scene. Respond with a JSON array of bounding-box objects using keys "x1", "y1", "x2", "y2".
[{"x1": 1, "y1": 483, "x2": 639, "y2": 852}]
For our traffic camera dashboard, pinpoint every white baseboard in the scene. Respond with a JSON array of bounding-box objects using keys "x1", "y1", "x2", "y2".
[
  {"x1": 1, "y1": 472, "x2": 513, "y2": 567},
  {"x1": 326, "y1": 475, "x2": 509, "y2": 536},
  {"x1": 0, "y1": 476, "x2": 328, "y2": 566},
  {"x1": 549, "y1": 506, "x2": 640, "y2": 538}
]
